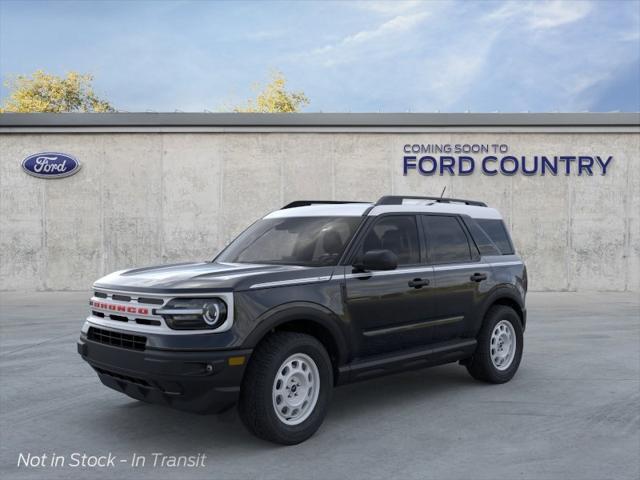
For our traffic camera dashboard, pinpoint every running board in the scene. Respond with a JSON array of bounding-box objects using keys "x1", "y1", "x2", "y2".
[{"x1": 336, "y1": 338, "x2": 477, "y2": 385}]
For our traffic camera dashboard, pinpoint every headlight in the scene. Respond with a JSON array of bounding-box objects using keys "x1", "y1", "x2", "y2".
[{"x1": 156, "y1": 298, "x2": 228, "y2": 330}]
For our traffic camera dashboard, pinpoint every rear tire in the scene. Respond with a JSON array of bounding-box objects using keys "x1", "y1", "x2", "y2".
[
  {"x1": 466, "y1": 305, "x2": 523, "y2": 383},
  {"x1": 238, "y1": 332, "x2": 333, "y2": 445}
]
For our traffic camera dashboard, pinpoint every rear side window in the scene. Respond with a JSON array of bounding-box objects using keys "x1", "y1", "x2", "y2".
[
  {"x1": 476, "y1": 219, "x2": 514, "y2": 255},
  {"x1": 422, "y1": 215, "x2": 472, "y2": 264},
  {"x1": 464, "y1": 219, "x2": 502, "y2": 256},
  {"x1": 359, "y1": 216, "x2": 420, "y2": 265}
]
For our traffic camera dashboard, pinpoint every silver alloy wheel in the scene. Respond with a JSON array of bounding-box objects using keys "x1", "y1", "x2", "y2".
[
  {"x1": 272, "y1": 353, "x2": 320, "y2": 426},
  {"x1": 490, "y1": 320, "x2": 517, "y2": 371}
]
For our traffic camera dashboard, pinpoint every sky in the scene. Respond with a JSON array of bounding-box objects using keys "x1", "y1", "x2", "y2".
[{"x1": 0, "y1": 0, "x2": 639, "y2": 112}]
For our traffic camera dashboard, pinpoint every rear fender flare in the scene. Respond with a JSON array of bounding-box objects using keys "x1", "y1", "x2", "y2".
[{"x1": 476, "y1": 285, "x2": 525, "y2": 332}]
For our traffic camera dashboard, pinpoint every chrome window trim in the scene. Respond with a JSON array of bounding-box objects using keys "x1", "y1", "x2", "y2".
[
  {"x1": 489, "y1": 261, "x2": 524, "y2": 267},
  {"x1": 433, "y1": 262, "x2": 482, "y2": 271},
  {"x1": 345, "y1": 266, "x2": 434, "y2": 279},
  {"x1": 344, "y1": 261, "x2": 522, "y2": 279}
]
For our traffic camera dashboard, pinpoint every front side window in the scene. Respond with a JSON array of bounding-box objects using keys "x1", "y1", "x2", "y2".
[
  {"x1": 423, "y1": 215, "x2": 472, "y2": 264},
  {"x1": 358, "y1": 216, "x2": 420, "y2": 265},
  {"x1": 216, "y1": 216, "x2": 361, "y2": 267}
]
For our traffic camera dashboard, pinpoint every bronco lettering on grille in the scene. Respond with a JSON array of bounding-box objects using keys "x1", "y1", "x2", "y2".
[{"x1": 89, "y1": 300, "x2": 149, "y2": 315}]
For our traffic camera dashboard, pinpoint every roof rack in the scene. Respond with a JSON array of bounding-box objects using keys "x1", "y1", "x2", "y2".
[
  {"x1": 375, "y1": 195, "x2": 487, "y2": 207},
  {"x1": 282, "y1": 200, "x2": 370, "y2": 209}
]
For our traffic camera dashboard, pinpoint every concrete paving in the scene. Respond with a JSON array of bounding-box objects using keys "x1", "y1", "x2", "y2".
[{"x1": 1, "y1": 291, "x2": 638, "y2": 480}]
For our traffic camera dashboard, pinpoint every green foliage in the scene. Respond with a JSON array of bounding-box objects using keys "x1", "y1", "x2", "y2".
[
  {"x1": 1, "y1": 70, "x2": 114, "y2": 113},
  {"x1": 234, "y1": 71, "x2": 309, "y2": 113}
]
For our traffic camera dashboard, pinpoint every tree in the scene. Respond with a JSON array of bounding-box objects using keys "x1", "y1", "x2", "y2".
[
  {"x1": 1, "y1": 70, "x2": 114, "y2": 113},
  {"x1": 234, "y1": 71, "x2": 309, "y2": 113}
]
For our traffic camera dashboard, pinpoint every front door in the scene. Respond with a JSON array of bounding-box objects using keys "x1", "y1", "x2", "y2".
[{"x1": 343, "y1": 215, "x2": 436, "y2": 357}]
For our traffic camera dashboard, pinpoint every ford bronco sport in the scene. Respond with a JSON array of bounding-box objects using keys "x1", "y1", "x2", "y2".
[{"x1": 78, "y1": 195, "x2": 527, "y2": 444}]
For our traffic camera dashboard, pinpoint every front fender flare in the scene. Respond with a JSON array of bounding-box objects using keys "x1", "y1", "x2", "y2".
[{"x1": 243, "y1": 301, "x2": 350, "y2": 365}]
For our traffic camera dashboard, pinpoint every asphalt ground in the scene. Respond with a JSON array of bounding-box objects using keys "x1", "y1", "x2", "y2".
[{"x1": 1, "y1": 291, "x2": 638, "y2": 480}]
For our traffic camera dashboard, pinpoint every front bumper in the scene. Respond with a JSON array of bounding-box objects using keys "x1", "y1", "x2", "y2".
[{"x1": 78, "y1": 332, "x2": 251, "y2": 414}]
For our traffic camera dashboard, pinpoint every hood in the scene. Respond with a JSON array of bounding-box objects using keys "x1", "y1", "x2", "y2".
[{"x1": 93, "y1": 261, "x2": 316, "y2": 293}]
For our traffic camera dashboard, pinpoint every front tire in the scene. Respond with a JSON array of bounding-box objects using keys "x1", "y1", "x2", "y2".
[
  {"x1": 466, "y1": 305, "x2": 523, "y2": 383},
  {"x1": 238, "y1": 332, "x2": 333, "y2": 445}
]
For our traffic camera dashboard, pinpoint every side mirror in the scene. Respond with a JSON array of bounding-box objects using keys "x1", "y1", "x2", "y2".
[{"x1": 354, "y1": 249, "x2": 398, "y2": 272}]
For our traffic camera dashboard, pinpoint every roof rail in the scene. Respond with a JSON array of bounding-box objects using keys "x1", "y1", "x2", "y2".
[
  {"x1": 375, "y1": 195, "x2": 487, "y2": 207},
  {"x1": 282, "y1": 200, "x2": 370, "y2": 209}
]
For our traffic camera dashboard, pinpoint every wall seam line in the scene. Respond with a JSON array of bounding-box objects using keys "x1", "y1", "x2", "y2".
[{"x1": 159, "y1": 134, "x2": 165, "y2": 263}]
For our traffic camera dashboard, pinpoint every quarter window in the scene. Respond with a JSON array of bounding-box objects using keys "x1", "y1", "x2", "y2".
[
  {"x1": 423, "y1": 215, "x2": 472, "y2": 263},
  {"x1": 476, "y1": 219, "x2": 514, "y2": 255},
  {"x1": 464, "y1": 219, "x2": 501, "y2": 256},
  {"x1": 359, "y1": 216, "x2": 420, "y2": 265}
]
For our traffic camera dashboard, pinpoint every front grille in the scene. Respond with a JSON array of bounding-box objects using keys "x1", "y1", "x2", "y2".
[
  {"x1": 87, "y1": 327, "x2": 146, "y2": 351},
  {"x1": 94, "y1": 290, "x2": 164, "y2": 306},
  {"x1": 90, "y1": 290, "x2": 168, "y2": 330},
  {"x1": 138, "y1": 297, "x2": 164, "y2": 305},
  {"x1": 135, "y1": 318, "x2": 161, "y2": 326},
  {"x1": 112, "y1": 294, "x2": 132, "y2": 302}
]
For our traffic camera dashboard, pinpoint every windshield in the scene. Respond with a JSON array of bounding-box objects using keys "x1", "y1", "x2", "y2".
[{"x1": 216, "y1": 216, "x2": 362, "y2": 267}]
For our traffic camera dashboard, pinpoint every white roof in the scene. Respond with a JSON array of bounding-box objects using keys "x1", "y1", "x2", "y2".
[
  {"x1": 265, "y1": 200, "x2": 502, "y2": 220},
  {"x1": 265, "y1": 203, "x2": 371, "y2": 218},
  {"x1": 370, "y1": 203, "x2": 502, "y2": 219}
]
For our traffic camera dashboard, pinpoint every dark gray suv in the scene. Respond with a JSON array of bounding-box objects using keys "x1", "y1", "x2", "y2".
[{"x1": 78, "y1": 195, "x2": 527, "y2": 444}]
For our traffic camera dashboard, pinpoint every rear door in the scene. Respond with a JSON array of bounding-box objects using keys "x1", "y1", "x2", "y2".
[
  {"x1": 421, "y1": 214, "x2": 492, "y2": 341},
  {"x1": 343, "y1": 215, "x2": 436, "y2": 357}
]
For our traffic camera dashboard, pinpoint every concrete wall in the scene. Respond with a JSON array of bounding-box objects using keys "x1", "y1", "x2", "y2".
[{"x1": 1, "y1": 131, "x2": 638, "y2": 291}]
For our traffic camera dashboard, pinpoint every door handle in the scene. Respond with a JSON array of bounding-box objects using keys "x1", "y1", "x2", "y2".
[
  {"x1": 470, "y1": 272, "x2": 488, "y2": 282},
  {"x1": 408, "y1": 278, "x2": 430, "y2": 288}
]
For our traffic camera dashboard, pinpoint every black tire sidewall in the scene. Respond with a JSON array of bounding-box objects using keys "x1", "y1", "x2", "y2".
[
  {"x1": 241, "y1": 333, "x2": 333, "y2": 444},
  {"x1": 474, "y1": 306, "x2": 523, "y2": 383}
]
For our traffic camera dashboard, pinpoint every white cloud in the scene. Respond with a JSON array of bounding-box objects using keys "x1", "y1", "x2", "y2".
[
  {"x1": 418, "y1": 30, "x2": 500, "y2": 108},
  {"x1": 566, "y1": 72, "x2": 611, "y2": 96},
  {"x1": 528, "y1": 0, "x2": 592, "y2": 29},
  {"x1": 352, "y1": 0, "x2": 428, "y2": 15},
  {"x1": 486, "y1": 0, "x2": 592, "y2": 30},
  {"x1": 309, "y1": 11, "x2": 429, "y2": 66},
  {"x1": 618, "y1": 30, "x2": 640, "y2": 42}
]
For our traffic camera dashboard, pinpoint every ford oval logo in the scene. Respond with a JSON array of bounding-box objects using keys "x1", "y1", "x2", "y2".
[{"x1": 21, "y1": 152, "x2": 81, "y2": 179}]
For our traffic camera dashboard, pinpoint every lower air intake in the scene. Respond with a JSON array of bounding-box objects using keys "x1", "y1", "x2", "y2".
[{"x1": 87, "y1": 326, "x2": 146, "y2": 351}]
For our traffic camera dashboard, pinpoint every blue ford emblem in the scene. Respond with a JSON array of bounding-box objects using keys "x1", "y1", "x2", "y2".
[{"x1": 21, "y1": 152, "x2": 81, "y2": 179}]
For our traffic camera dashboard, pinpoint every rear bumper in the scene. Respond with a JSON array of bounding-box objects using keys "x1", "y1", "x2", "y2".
[{"x1": 78, "y1": 334, "x2": 251, "y2": 414}]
